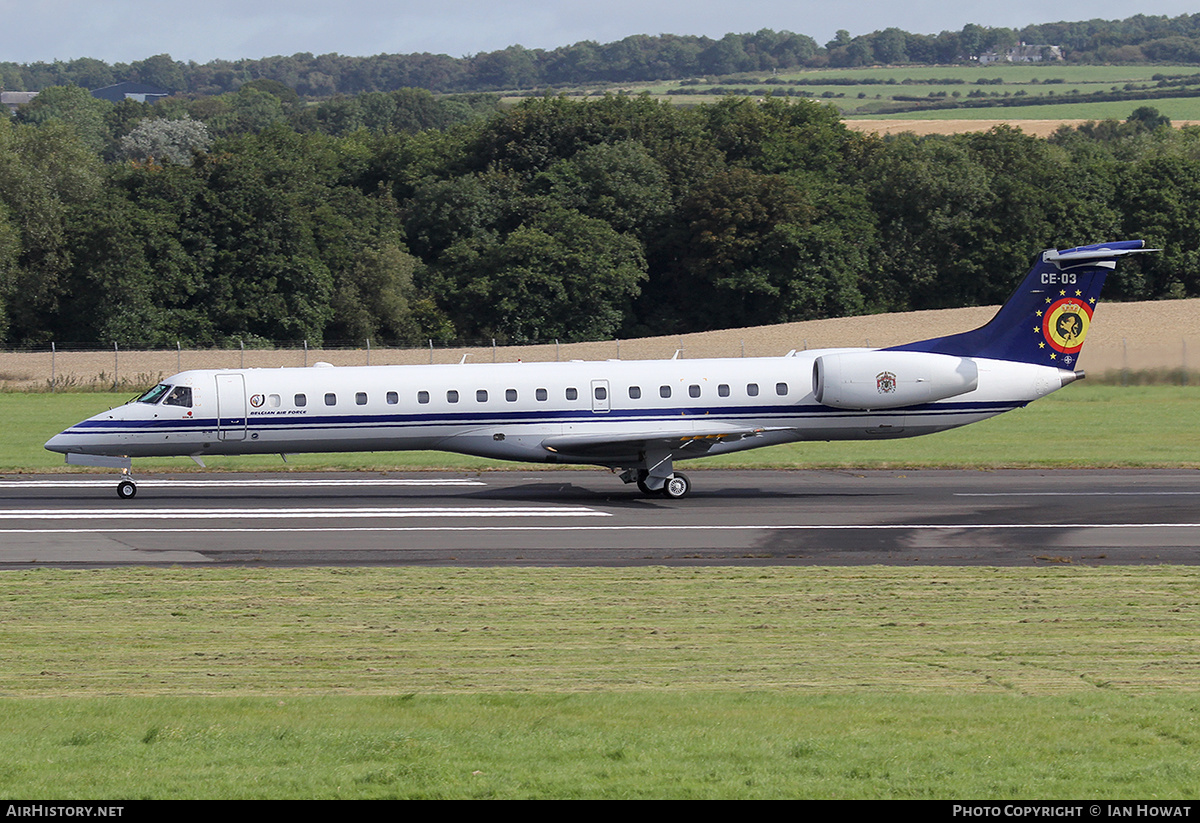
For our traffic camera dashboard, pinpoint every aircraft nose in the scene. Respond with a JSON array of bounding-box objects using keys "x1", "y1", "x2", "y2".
[{"x1": 44, "y1": 431, "x2": 71, "y2": 454}]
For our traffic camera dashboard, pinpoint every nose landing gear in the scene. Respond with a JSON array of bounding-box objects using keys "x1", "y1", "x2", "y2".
[{"x1": 116, "y1": 470, "x2": 137, "y2": 499}]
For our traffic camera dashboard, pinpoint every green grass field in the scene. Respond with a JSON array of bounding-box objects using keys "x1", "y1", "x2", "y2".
[
  {"x1": 565, "y1": 63, "x2": 1200, "y2": 122},
  {"x1": 6, "y1": 384, "x2": 1197, "y2": 473},
  {"x1": 1, "y1": 566, "x2": 1198, "y2": 798}
]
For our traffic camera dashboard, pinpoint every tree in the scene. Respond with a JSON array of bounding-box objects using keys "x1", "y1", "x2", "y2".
[
  {"x1": 1127, "y1": 106, "x2": 1171, "y2": 132},
  {"x1": 328, "y1": 244, "x2": 421, "y2": 343},
  {"x1": 644, "y1": 167, "x2": 867, "y2": 330},
  {"x1": 14, "y1": 85, "x2": 112, "y2": 154},
  {"x1": 537, "y1": 140, "x2": 673, "y2": 236},
  {"x1": 0, "y1": 119, "x2": 101, "y2": 345},
  {"x1": 427, "y1": 207, "x2": 646, "y2": 343},
  {"x1": 118, "y1": 117, "x2": 212, "y2": 166}
]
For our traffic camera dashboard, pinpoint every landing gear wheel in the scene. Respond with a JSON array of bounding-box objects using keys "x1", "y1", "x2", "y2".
[
  {"x1": 661, "y1": 473, "x2": 690, "y2": 500},
  {"x1": 636, "y1": 470, "x2": 653, "y2": 495},
  {"x1": 116, "y1": 479, "x2": 137, "y2": 500}
]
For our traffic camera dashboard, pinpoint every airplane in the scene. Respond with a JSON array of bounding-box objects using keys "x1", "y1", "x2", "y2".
[{"x1": 45, "y1": 240, "x2": 1155, "y2": 499}]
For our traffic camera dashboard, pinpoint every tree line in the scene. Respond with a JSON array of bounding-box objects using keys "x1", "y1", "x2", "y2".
[
  {"x1": 0, "y1": 92, "x2": 1195, "y2": 350},
  {"x1": 4, "y1": 14, "x2": 1200, "y2": 97}
]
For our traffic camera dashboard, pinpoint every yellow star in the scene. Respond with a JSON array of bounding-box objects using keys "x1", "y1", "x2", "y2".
[
  {"x1": 1089, "y1": 298, "x2": 1095, "y2": 304},
  {"x1": 1059, "y1": 289, "x2": 1066, "y2": 296},
  {"x1": 1038, "y1": 342, "x2": 1045, "y2": 348},
  {"x1": 1045, "y1": 297, "x2": 1052, "y2": 304},
  {"x1": 1050, "y1": 353, "x2": 1057, "y2": 359},
  {"x1": 1036, "y1": 310, "x2": 1043, "y2": 316},
  {"x1": 1075, "y1": 289, "x2": 1082, "y2": 296}
]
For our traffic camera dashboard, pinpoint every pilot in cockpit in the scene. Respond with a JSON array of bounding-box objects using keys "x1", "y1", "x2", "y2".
[{"x1": 163, "y1": 386, "x2": 193, "y2": 407}]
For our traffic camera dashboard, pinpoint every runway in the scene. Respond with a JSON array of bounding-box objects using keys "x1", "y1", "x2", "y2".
[{"x1": 0, "y1": 469, "x2": 1197, "y2": 567}]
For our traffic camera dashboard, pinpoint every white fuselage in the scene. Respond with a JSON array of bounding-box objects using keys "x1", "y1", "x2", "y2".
[{"x1": 44, "y1": 351, "x2": 1075, "y2": 467}]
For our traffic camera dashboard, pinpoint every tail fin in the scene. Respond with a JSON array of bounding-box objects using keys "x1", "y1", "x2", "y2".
[{"x1": 886, "y1": 240, "x2": 1157, "y2": 366}]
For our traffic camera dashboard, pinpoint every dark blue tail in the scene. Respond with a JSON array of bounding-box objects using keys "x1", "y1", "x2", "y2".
[{"x1": 886, "y1": 241, "x2": 1155, "y2": 367}]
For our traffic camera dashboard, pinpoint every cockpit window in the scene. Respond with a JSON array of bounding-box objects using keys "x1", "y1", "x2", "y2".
[
  {"x1": 136, "y1": 384, "x2": 171, "y2": 404},
  {"x1": 163, "y1": 386, "x2": 193, "y2": 408}
]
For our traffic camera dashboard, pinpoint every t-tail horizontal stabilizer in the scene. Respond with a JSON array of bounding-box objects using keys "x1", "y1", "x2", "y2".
[{"x1": 886, "y1": 240, "x2": 1157, "y2": 367}]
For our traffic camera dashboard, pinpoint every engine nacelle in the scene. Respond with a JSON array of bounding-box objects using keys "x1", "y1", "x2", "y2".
[{"x1": 813, "y1": 351, "x2": 979, "y2": 410}]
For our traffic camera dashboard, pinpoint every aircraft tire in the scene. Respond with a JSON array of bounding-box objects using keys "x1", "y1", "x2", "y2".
[
  {"x1": 117, "y1": 480, "x2": 137, "y2": 500},
  {"x1": 635, "y1": 470, "x2": 654, "y2": 495},
  {"x1": 661, "y1": 473, "x2": 690, "y2": 500}
]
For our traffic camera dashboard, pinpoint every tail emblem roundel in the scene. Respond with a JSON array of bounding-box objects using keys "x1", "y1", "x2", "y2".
[{"x1": 1042, "y1": 298, "x2": 1093, "y2": 354}]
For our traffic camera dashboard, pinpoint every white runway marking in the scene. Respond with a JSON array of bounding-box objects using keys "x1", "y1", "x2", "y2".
[
  {"x1": 0, "y1": 506, "x2": 606, "y2": 520},
  {"x1": 955, "y1": 491, "x2": 1200, "y2": 497},
  {"x1": 0, "y1": 478, "x2": 486, "y2": 489},
  {"x1": 2, "y1": 522, "x2": 1196, "y2": 535}
]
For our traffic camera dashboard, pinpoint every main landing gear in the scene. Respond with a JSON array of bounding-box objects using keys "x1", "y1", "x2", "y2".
[{"x1": 627, "y1": 468, "x2": 692, "y2": 499}]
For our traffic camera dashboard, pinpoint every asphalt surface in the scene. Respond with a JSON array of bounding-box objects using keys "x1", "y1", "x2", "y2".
[{"x1": 0, "y1": 469, "x2": 1197, "y2": 567}]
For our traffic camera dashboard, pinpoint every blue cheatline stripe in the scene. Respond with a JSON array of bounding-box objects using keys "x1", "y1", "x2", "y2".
[{"x1": 61, "y1": 400, "x2": 1020, "y2": 438}]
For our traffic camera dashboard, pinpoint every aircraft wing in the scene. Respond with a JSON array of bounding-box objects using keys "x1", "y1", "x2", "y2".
[{"x1": 540, "y1": 425, "x2": 766, "y2": 461}]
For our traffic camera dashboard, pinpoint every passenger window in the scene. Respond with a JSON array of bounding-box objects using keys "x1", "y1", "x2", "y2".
[
  {"x1": 629, "y1": 386, "x2": 641, "y2": 399},
  {"x1": 536, "y1": 388, "x2": 548, "y2": 401},
  {"x1": 386, "y1": 391, "x2": 398, "y2": 405},
  {"x1": 355, "y1": 392, "x2": 367, "y2": 405},
  {"x1": 295, "y1": 393, "x2": 307, "y2": 407},
  {"x1": 689, "y1": 384, "x2": 701, "y2": 398},
  {"x1": 477, "y1": 389, "x2": 488, "y2": 403},
  {"x1": 566, "y1": 387, "x2": 578, "y2": 401},
  {"x1": 447, "y1": 390, "x2": 459, "y2": 403},
  {"x1": 163, "y1": 386, "x2": 193, "y2": 408},
  {"x1": 325, "y1": 393, "x2": 337, "y2": 406},
  {"x1": 776, "y1": 382, "x2": 788, "y2": 396},
  {"x1": 418, "y1": 391, "x2": 430, "y2": 404},
  {"x1": 268, "y1": 394, "x2": 281, "y2": 407},
  {"x1": 660, "y1": 385, "x2": 671, "y2": 398},
  {"x1": 506, "y1": 389, "x2": 518, "y2": 402},
  {"x1": 594, "y1": 386, "x2": 607, "y2": 401},
  {"x1": 747, "y1": 383, "x2": 759, "y2": 397},
  {"x1": 718, "y1": 384, "x2": 730, "y2": 397}
]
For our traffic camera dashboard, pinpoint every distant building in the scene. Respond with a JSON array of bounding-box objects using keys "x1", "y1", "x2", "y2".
[
  {"x1": 91, "y1": 82, "x2": 171, "y2": 103},
  {"x1": 1, "y1": 91, "x2": 38, "y2": 115},
  {"x1": 978, "y1": 44, "x2": 1063, "y2": 65}
]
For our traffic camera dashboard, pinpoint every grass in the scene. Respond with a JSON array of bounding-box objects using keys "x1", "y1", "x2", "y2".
[
  {"x1": 0, "y1": 566, "x2": 1198, "y2": 798},
  {"x1": 2, "y1": 693, "x2": 1196, "y2": 799},
  {"x1": 554, "y1": 63, "x2": 1200, "y2": 122},
  {"x1": 5, "y1": 384, "x2": 1197, "y2": 473}
]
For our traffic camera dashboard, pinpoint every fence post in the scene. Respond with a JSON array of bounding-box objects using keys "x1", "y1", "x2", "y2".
[
  {"x1": 1122, "y1": 337, "x2": 1128, "y2": 386},
  {"x1": 50, "y1": 342, "x2": 55, "y2": 391},
  {"x1": 113, "y1": 342, "x2": 119, "y2": 391},
  {"x1": 367, "y1": 338, "x2": 371, "y2": 366},
  {"x1": 429, "y1": 339, "x2": 433, "y2": 364},
  {"x1": 304, "y1": 339, "x2": 308, "y2": 367},
  {"x1": 492, "y1": 338, "x2": 496, "y2": 363},
  {"x1": 239, "y1": 339, "x2": 244, "y2": 369},
  {"x1": 177, "y1": 340, "x2": 181, "y2": 374}
]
